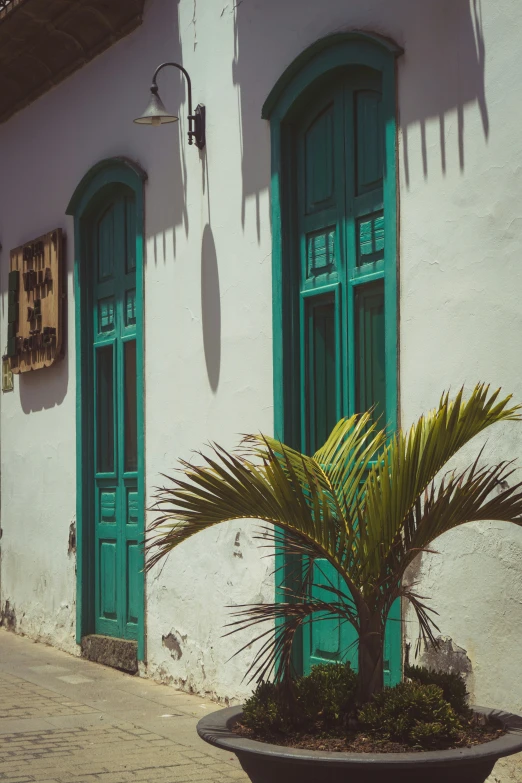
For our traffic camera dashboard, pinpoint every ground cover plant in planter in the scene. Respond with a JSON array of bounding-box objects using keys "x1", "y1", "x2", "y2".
[{"x1": 147, "y1": 384, "x2": 522, "y2": 783}]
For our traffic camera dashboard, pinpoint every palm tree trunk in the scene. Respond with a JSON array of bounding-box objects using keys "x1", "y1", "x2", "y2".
[{"x1": 357, "y1": 615, "x2": 384, "y2": 704}]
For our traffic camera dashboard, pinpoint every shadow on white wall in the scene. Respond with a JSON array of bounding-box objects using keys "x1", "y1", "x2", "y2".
[
  {"x1": 201, "y1": 223, "x2": 221, "y2": 392},
  {"x1": 231, "y1": 0, "x2": 487, "y2": 198},
  {"x1": 399, "y1": 0, "x2": 487, "y2": 184}
]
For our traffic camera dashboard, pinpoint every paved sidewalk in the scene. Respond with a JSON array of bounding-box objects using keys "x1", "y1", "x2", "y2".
[{"x1": 0, "y1": 630, "x2": 248, "y2": 783}]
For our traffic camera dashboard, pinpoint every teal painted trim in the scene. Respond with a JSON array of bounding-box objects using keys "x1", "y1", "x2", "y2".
[
  {"x1": 270, "y1": 120, "x2": 292, "y2": 668},
  {"x1": 68, "y1": 157, "x2": 147, "y2": 662},
  {"x1": 300, "y1": 282, "x2": 340, "y2": 299},
  {"x1": 66, "y1": 157, "x2": 147, "y2": 216},
  {"x1": 135, "y1": 174, "x2": 146, "y2": 663},
  {"x1": 350, "y1": 261, "x2": 385, "y2": 285},
  {"x1": 269, "y1": 34, "x2": 402, "y2": 676},
  {"x1": 271, "y1": 133, "x2": 284, "y2": 444},
  {"x1": 386, "y1": 598, "x2": 402, "y2": 686},
  {"x1": 382, "y1": 61, "x2": 399, "y2": 434},
  {"x1": 262, "y1": 32, "x2": 403, "y2": 120}
]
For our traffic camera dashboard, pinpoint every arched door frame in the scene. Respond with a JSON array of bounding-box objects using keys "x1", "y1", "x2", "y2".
[
  {"x1": 263, "y1": 31, "x2": 403, "y2": 444},
  {"x1": 66, "y1": 157, "x2": 147, "y2": 661},
  {"x1": 263, "y1": 32, "x2": 403, "y2": 677}
]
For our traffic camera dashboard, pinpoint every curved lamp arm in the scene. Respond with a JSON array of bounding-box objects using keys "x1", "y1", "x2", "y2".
[
  {"x1": 151, "y1": 62, "x2": 193, "y2": 118},
  {"x1": 143, "y1": 61, "x2": 206, "y2": 149}
]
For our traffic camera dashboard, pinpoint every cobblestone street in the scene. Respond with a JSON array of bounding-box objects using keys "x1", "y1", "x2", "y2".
[{"x1": 0, "y1": 630, "x2": 248, "y2": 783}]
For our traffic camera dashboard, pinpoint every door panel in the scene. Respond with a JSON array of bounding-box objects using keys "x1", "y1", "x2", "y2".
[
  {"x1": 127, "y1": 543, "x2": 140, "y2": 624},
  {"x1": 100, "y1": 490, "x2": 117, "y2": 525},
  {"x1": 291, "y1": 71, "x2": 400, "y2": 684},
  {"x1": 355, "y1": 282, "x2": 386, "y2": 425},
  {"x1": 97, "y1": 206, "x2": 116, "y2": 281},
  {"x1": 309, "y1": 564, "x2": 342, "y2": 663},
  {"x1": 355, "y1": 90, "x2": 383, "y2": 196},
  {"x1": 305, "y1": 105, "x2": 336, "y2": 212},
  {"x1": 306, "y1": 298, "x2": 337, "y2": 454},
  {"x1": 304, "y1": 294, "x2": 359, "y2": 673},
  {"x1": 91, "y1": 191, "x2": 140, "y2": 641},
  {"x1": 96, "y1": 344, "x2": 115, "y2": 473},
  {"x1": 124, "y1": 340, "x2": 138, "y2": 472},
  {"x1": 100, "y1": 542, "x2": 117, "y2": 619}
]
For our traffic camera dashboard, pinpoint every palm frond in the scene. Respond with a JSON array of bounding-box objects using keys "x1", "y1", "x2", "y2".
[
  {"x1": 399, "y1": 458, "x2": 522, "y2": 573},
  {"x1": 398, "y1": 585, "x2": 441, "y2": 656},
  {"x1": 241, "y1": 434, "x2": 347, "y2": 532},
  {"x1": 359, "y1": 384, "x2": 522, "y2": 585},
  {"x1": 313, "y1": 412, "x2": 387, "y2": 522},
  {"x1": 146, "y1": 440, "x2": 357, "y2": 594},
  {"x1": 224, "y1": 595, "x2": 359, "y2": 683}
]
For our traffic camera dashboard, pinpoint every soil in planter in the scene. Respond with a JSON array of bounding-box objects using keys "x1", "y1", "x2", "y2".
[{"x1": 234, "y1": 715, "x2": 505, "y2": 754}]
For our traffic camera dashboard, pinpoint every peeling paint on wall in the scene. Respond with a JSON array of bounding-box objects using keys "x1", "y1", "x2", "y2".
[
  {"x1": 418, "y1": 636, "x2": 473, "y2": 678},
  {"x1": 413, "y1": 634, "x2": 476, "y2": 703},
  {"x1": 0, "y1": 600, "x2": 16, "y2": 631},
  {"x1": 162, "y1": 631, "x2": 185, "y2": 660},
  {"x1": 68, "y1": 520, "x2": 76, "y2": 557},
  {"x1": 233, "y1": 531, "x2": 243, "y2": 558}
]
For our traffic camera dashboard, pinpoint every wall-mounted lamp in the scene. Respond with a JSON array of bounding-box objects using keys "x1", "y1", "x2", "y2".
[{"x1": 134, "y1": 62, "x2": 206, "y2": 150}]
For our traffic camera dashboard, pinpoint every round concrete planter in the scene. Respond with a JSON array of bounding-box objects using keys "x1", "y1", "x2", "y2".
[{"x1": 197, "y1": 705, "x2": 522, "y2": 783}]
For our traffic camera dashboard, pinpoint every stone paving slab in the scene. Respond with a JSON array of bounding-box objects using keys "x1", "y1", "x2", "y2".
[{"x1": 0, "y1": 630, "x2": 247, "y2": 783}]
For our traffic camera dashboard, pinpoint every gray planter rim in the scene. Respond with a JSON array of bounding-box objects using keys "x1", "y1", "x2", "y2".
[{"x1": 197, "y1": 705, "x2": 522, "y2": 769}]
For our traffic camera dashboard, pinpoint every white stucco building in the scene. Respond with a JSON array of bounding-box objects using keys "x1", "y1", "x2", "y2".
[{"x1": 1, "y1": 1, "x2": 521, "y2": 778}]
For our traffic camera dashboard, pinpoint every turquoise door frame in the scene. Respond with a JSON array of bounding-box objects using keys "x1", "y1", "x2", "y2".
[
  {"x1": 263, "y1": 33, "x2": 403, "y2": 681},
  {"x1": 66, "y1": 157, "x2": 147, "y2": 661}
]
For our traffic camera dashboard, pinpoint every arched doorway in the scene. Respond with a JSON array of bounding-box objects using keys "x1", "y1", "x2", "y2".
[
  {"x1": 67, "y1": 158, "x2": 146, "y2": 662},
  {"x1": 264, "y1": 33, "x2": 402, "y2": 682}
]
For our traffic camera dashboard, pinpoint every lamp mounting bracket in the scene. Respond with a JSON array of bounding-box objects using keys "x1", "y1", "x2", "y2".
[{"x1": 151, "y1": 62, "x2": 206, "y2": 149}]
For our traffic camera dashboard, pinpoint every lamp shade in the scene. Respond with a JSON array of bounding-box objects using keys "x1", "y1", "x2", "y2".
[{"x1": 134, "y1": 90, "x2": 178, "y2": 125}]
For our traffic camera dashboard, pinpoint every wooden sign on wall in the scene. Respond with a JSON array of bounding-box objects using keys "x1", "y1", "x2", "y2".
[{"x1": 9, "y1": 229, "x2": 65, "y2": 373}]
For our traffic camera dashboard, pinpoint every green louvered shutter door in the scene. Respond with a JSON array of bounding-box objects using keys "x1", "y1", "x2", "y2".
[
  {"x1": 292, "y1": 71, "x2": 401, "y2": 684},
  {"x1": 92, "y1": 192, "x2": 140, "y2": 642},
  {"x1": 295, "y1": 83, "x2": 361, "y2": 672}
]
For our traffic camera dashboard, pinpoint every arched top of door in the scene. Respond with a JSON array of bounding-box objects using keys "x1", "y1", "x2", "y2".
[
  {"x1": 66, "y1": 157, "x2": 147, "y2": 219},
  {"x1": 261, "y1": 31, "x2": 403, "y2": 122}
]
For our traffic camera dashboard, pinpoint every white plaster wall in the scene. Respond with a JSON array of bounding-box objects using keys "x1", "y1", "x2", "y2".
[
  {"x1": 0, "y1": 0, "x2": 277, "y2": 692},
  {"x1": 397, "y1": 0, "x2": 522, "y2": 739},
  {"x1": 0, "y1": 7, "x2": 521, "y2": 776}
]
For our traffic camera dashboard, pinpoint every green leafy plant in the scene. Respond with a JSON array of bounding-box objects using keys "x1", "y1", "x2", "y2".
[
  {"x1": 405, "y1": 664, "x2": 471, "y2": 717},
  {"x1": 242, "y1": 663, "x2": 358, "y2": 737},
  {"x1": 147, "y1": 383, "x2": 522, "y2": 705},
  {"x1": 242, "y1": 680, "x2": 295, "y2": 736},
  {"x1": 297, "y1": 662, "x2": 358, "y2": 726},
  {"x1": 358, "y1": 682, "x2": 463, "y2": 749}
]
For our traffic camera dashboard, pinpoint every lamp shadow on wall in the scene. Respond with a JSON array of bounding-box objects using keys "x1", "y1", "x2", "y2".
[
  {"x1": 231, "y1": 0, "x2": 488, "y2": 195},
  {"x1": 201, "y1": 223, "x2": 221, "y2": 392}
]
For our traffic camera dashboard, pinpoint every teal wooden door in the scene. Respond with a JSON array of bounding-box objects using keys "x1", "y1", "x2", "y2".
[
  {"x1": 291, "y1": 71, "x2": 401, "y2": 683},
  {"x1": 90, "y1": 191, "x2": 140, "y2": 641}
]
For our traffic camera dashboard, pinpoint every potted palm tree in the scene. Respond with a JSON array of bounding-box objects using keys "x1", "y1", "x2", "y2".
[{"x1": 147, "y1": 384, "x2": 522, "y2": 783}]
